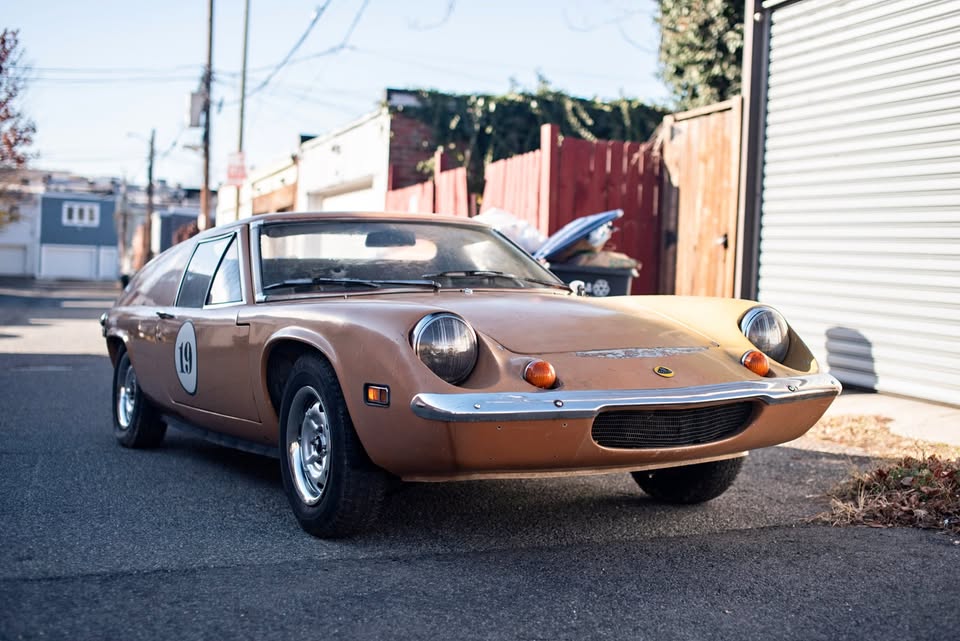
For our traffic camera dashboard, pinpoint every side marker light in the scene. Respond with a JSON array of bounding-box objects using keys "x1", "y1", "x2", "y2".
[{"x1": 364, "y1": 384, "x2": 390, "y2": 407}]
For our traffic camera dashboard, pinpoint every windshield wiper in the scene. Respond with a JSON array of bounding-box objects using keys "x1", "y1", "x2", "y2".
[
  {"x1": 422, "y1": 270, "x2": 569, "y2": 291},
  {"x1": 262, "y1": 277, "x2": 439, "y2": 293}
]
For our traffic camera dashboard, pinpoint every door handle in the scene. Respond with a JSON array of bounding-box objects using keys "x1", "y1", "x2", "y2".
[
  {"x1": 156, "y1": 311, "x2": 175, "y2": 320},
  {"x1": 714, "y1": 233, "x2": 729, "y2": 250}
]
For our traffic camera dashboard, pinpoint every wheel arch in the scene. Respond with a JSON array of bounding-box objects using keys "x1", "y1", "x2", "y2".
[
  {"x1": 105, "y1": 332, "x2": 129, "y2": 367},
  {"x1": 261, "y1": 329, "x2": 341, "y2": 423}
]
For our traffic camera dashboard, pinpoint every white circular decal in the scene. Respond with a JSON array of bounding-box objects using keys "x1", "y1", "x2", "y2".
[
  {"x1": 175, "y1": 321, "x2": 198, "y2": 395},
  {"x1": 592, "y1": 278, "x2": 611, "y2": 297}
]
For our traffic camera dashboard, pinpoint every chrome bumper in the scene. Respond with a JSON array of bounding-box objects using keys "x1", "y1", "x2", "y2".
[{"x1": 410, "y1": 373, "x2": 842, "y2": 423}]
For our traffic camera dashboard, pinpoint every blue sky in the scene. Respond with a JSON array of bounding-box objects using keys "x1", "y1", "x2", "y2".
[{"x1": 10, "y1": 0, "x2": 668, "y2": 188}]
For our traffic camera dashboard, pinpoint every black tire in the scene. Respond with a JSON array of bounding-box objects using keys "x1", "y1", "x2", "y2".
[
  {"x1": 631, "y1": 457, "x2": 744, "y2": 504},
  {"x1": 112, "y1": 349, "x2": 166, "y2": 448},
  {"x1": 278, "y1": 353, "x2": 387, "y2": 538}
]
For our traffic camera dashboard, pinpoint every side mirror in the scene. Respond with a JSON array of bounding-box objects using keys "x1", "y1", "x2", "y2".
[{"x1": 568, "y1": 280, "x2": 586, "y2": 296}]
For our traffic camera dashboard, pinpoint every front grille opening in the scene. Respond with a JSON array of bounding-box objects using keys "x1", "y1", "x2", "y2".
[{"x1": 591, "y1": 402, "x2": 755, "y2": 449}]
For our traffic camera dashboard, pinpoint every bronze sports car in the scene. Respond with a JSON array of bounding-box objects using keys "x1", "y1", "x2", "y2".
[{"x1": 102, "y1": 212, "x2": 841, "y2": 537}]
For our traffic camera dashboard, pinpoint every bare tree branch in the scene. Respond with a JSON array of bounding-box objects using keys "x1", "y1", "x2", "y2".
[{"x1": 408, "y1": 0, "x2": 456, "y2": 31}]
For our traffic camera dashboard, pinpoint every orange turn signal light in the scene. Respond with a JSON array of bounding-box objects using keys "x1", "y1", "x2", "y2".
[
  {"x1": 741, "y1": 350, "x2": 770, "y2": 377},
  {"x1": 364, "y1": 384, "x2": 390, "y2": 407},
  {"x1": 524, "y1": 360, "x2": 557, "y2": 389}
]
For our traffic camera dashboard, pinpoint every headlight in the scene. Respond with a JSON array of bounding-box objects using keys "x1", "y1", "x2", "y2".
[
  {"x1": 411, "y1": 313, "x2": 478, "y2": 384},
  {"x1": 740, "y1": 306, "x2": 790, "y2": 362}
]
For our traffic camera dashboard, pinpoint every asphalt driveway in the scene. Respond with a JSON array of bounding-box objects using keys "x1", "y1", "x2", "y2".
[{"x1": 1, "y1": 279, "x2": 957, "y2": 640}]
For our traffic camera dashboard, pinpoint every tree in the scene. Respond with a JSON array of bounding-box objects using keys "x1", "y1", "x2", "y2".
[
  {"x1": 655, "y1": 0, "x2": 744, "y2": 111},
  {"x1": 0, "y1": 29, "x2": 36, "y2": 226}
]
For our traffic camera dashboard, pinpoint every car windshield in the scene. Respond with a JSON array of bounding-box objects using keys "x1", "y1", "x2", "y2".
[{"x1": 258, "y1": 220, "x2": 565, "y2": 295}]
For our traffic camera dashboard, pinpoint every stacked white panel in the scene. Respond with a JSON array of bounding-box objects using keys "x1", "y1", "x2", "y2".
[{"x1": 758, "y1": 0, "x2": 960, "y2": 404}]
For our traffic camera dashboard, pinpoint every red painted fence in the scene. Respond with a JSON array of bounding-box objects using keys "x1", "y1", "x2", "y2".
[
  {"x1": 434, "y1": 166, "x2": 469, "y2": 217},
  {"x1": 385, "y1": 125, "x2": 659, "y2": 294},
  {"x1": 384, "y1": 180, "x2": 434, "y2": 214},
  {"x1": 385, "y1": 149, "x2": 469, "y2": 216},
  {"x1": 482, "y1": 125, "x2": 659, "y2": 294},
  {"x1": 481, "y1": 149, "x2": 541, "y2": 231}
]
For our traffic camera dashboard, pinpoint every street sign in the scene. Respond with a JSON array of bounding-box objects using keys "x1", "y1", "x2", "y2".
[{"x1": 226, "y1": 151, "x2": 246, "y2": 186}]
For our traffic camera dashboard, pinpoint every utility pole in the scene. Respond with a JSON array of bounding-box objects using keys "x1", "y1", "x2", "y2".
[
  {"x1": 199, "y1": 0, "x2": 214, "y2": 231},
  {"x1": 142, "y1": 128, "x2": 156, "y2": 266},
  {"x1": 235, "y1": 0, "x2": 250, "y2": 221}
]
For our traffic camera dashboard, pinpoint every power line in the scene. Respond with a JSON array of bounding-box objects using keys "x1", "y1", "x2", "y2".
[
  {"x1": 158, "y1": 126, "x2": 189, "y2": 160},
  {"x1": 347, "y1": 47, "x2": 504, "y2": 85},
  {"x1": 246, "y1": 0, "x2": 335, "y2": 98},
  {"x1": 28, "y1": 74, "x2": 198, "y2": 85},
  {"x1": 26, "y1": 63, "x2": 202, "y2": 74},
  {"x1": 257, "y1": 86, "x2": 373, "y2": 114},
  {"x1": 237, "y1": 0, "x2": 371, "y2": 110},
  {"x1": 349, "y1": 45, "x2": 648, "y2": 84},
  {"x1": 246, "y1": 0, "x2": 371, "y2": 83}
]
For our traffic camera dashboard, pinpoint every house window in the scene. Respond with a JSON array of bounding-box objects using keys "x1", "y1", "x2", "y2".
[{"x1": 62, "y1": 202, "x2": 100, "y2": 228}]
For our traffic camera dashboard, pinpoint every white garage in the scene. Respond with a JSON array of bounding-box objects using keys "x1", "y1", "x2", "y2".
[
  {"x1": 309, "y1": 180, "x2": 379, "y2": 212},
  {"x1": 39, "y1": 245, "x2": 119, "y2": 280},
  {"x1": 741, "y1": 0, "x2": 960, "y2": 405},
  {"x1": 40, "y1": 245, "x2": 99, "y2": 279},
  {"x1": 0, "y1": 245, "x2": 29, "y2": 276}
]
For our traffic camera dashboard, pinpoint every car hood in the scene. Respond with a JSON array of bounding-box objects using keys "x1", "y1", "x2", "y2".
[{"x1": 422, "y1": 292, "x2": 716, "y2": 354}]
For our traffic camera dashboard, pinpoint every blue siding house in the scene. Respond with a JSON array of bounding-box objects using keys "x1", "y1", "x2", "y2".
[{"x1": 39, "y1": 192, "x2": 119, "y2": 280}]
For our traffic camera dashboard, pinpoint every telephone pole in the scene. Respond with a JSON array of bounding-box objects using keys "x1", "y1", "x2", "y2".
[
  {"x1": 142, "y1": 128, "x2": 156, "y2": 266},
  {"x1": 199, "y1": 0, "x2": 214, "y2": 231},
  {"x1": 235, "y1": 0, "x2": 250, "y2": 220}
]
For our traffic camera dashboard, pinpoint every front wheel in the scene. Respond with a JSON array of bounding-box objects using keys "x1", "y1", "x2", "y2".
[
  {"x1": 112, "y1": 349, "x2": 166, "y2": 448},
  {"x1": 278, "y1": 354, "x2": 387, "y2": 538},
  {"x1": 631, "y1": 457, "x2": 744, "y2": 504}
]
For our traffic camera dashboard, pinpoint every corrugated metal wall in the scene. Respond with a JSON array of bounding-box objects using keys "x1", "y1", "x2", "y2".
[{"x1": 757, "y1": 0, "x2": 960, "y2": 405}]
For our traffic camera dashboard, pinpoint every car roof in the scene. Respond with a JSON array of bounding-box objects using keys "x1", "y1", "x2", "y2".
[{"x1": 193, "y1": 211, "x2": 489, "y2": 243}]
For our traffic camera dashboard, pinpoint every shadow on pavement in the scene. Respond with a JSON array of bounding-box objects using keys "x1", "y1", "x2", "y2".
[{"x1": 159, "y1": 421, "x2": 876, "y2": 543}]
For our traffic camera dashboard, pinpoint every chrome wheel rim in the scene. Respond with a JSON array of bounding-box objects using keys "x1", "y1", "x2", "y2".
[
  {"x1": 117, "y1": 360, "x2": 137, "y2": 429},
  {"x1": 287, "y1": 386, "x2": 331, "y2": 506}
]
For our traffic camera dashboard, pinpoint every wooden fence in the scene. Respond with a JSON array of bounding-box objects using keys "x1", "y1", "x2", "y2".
[
  {"x1": 384, "y1": 149, "x2": 469, "y2": 216},
  {"x1": 657, "y1": 98, "x2": 743, "y2": 297},
  {"x1": 481, "y1": 149, "x2": 541, "y2": 231},
  {"x1": 482, "y1": 125, "x2": 659, "y2": 294},
  {"x1": 383, "y1": 125, "x2": 661, "y2": 294},
  {"x1": 384, "y1": 180, "x2": 434, "y2": 214}
]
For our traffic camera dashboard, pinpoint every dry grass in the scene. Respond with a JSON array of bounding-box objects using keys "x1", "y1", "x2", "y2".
[
  {"x1": 817, "y1": 455, "x2": 960, "y2": 536},
  {"x1": 800, "y1": 415, "x2": 960, "y2": 537},
  {"x1": 795, "y1": 414, "x2": 960, "y2": 459}
]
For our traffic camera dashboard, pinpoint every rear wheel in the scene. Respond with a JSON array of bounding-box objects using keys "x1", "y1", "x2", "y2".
[
  {"x1": 112, "y1": 349, "x2": 166, "y2": 448},
  {"x1": 278, "y1": 354, "x2": 387, "y2": 538},
  {"x1": 631, "y1": 457, "x2": 744, "y2": 504}
]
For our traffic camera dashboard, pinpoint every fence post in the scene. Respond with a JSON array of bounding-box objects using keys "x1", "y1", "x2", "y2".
[
  {"x1": 433, "y1": 148, "x2": 453, "y2": 177},
  {"x1": 538, "y1": 124, "x2": 560, "y2": 237}
]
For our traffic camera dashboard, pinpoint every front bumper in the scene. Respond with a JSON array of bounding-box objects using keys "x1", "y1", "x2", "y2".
[{"x1": 410, "y1": 372, "x2": 842, "y2": 423}]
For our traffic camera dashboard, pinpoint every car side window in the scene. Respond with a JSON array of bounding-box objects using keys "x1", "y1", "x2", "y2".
[
  {"x1": 207, "y1": 236, "x2": 242, "y2": 305},
  {"x1": 176, "y1": 236, "x2": 231, "y2": 308}
]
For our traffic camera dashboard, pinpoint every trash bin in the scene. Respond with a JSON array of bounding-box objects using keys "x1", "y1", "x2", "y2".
[
  {"x1": 533, "y1": 208, "x2": 640, "y2": 296},
  {"x1": 547, "y1": 263, "x2": 638, "y2": 297}
]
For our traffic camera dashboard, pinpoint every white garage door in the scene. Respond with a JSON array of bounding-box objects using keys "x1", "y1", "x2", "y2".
[
  {"x1": 316, "y1": 186, "x2": 379, "y2": 212},
  {"x1": 98, "y1": 247, "x2": 119, "y2": 280},
  {"x1": 757, "y1": 0, "x2": 960, "y2": 405},
  {"x1": 40, "y1": 245, "x2": 98, "y2": 280},
  {"x1": 0, "y1": 245, "x2": 28, "y2": 276}
]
